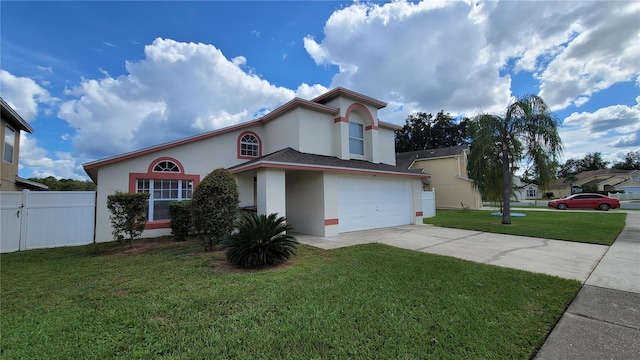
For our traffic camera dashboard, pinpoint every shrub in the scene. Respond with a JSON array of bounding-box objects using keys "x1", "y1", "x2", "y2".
[
  {"x1": 106, "y1": 192, "x2": 150, "y2": 247},
  {"x1": 169, "y1": 201, "x2": 192, "y2": 241},
  {"x1": 191, "y1": 168, "x2": 239, "y2": 251},
  {"x1": 222, "y1": 212, "x2": 299, "y2": 269}
]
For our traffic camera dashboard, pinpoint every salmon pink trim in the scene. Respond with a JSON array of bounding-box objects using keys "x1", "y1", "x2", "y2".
[
  {"x1": 416, "y1": 211, "x2": 423, "y2": 216},
  {"x1": 345, "y1": 103, "x2": 377, "y2": 131},
  {"x1": 334, "y1": 116, "x2": 348, "y2": 123},
  {"x1": 324, "y1": 218, "x2": 339, "y2": 225},
  {"x1": 237, "y1": 131, "x2": 263, "y2": 159},
  {"x1": 148, "y1": 157, "x2": 185, "y2": 173},
  {"x1": 230, "y1": 162, "x2": 429, "y2": 179},
  {"x1": 145, "y1": 221, "x2": 170, "y2": 230}
]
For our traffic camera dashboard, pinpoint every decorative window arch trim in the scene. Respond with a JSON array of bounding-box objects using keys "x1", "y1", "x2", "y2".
[
  {"x1": 339, "y1": 103, "x2": 377, "y2": 131},
  {"x1": 237, "y1": 131, "x2": 262, "y2": 159}
]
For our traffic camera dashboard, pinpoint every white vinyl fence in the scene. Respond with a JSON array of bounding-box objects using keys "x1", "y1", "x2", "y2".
[
  {"x1": 1, "y1": 190, "x2": 96, "y2": 253},
  {"x1": 421, "y1": 190, "x2": 436, "y2": 218},
  {"x1": 608, "y1": 192, "x2": 640, "y2": 200}
]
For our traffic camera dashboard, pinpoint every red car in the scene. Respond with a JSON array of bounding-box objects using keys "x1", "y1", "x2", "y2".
[{"x1": 547, "y1": 193, "x2": 620, "y2": 211}]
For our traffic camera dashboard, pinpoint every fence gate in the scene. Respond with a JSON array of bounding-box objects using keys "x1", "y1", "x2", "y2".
[{"x1": 1, "y1": 190, "x2": 96, "y2": 253}]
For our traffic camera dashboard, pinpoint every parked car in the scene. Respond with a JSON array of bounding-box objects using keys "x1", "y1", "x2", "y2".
[{"x1": 547, "y1": 193, "x2": 620, "y2": 211}]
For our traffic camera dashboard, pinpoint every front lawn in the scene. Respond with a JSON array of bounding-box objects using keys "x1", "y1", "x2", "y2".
[
  {"x1": 1, "y1": 239, "x2": 580, "y2": 359},
  {"x1": 424, "y1": 210, "x2": 625, "y2": 245}
]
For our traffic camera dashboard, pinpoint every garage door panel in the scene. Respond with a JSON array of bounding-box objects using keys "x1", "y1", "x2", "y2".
[{"x1": 337, "y1": 176, "x2": 412, "y2": 233}]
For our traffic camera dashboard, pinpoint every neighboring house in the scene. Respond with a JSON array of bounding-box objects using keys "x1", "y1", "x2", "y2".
[
  {"x1": 547, "y1": 169, "x2": 640, "y2": 198},
  {"x1": 396, "y1": 145, "x2": 482, "y2": 209},
  {"x1": 84, "y1": 88, "x2": 428, "y2": 242},
  {"x1": 0, "y1": 98, "x2": 48, "y2": 191},
  {"x1": 512, "y1": 176, "x2": 539, "y2": 200}
]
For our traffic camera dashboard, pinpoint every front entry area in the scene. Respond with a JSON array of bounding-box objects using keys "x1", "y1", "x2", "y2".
[{"x1": 337, "y1": 175, "x2": 412, "y2": 233}]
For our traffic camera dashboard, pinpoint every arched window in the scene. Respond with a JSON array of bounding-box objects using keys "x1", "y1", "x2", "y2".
[
  {"x1": 237, "y1": 131, "x2": 262, "y2": 159},
  {"x1": 129, "y1": 157, "x2": 199, "y2": 227},
  {"x1": 153, "y1": 160, "x2": 180, "y2": 172}
]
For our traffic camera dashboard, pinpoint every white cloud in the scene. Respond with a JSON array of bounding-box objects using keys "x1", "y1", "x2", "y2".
[
  {"x1": 559, "y1": 98, "x2": 640, "y2": 163},
  {"x1": 303, "y1": 0, "x2": 513, "y2": 122},
  {"x1": 563, "y1": 98, "x2": 640, "y2": 135},
  {"x1": 0, "y1": 69, "x2": 54, "y2": 121},
  {"x1": 304, "y1": 0, "x2": 640, "y2": 120},
  {"x1": 57, "y1": 38, "x2": 318, "y2": 159},
  {"x1": 19, "y1": 134, "x2": 86, "y2": 179}
]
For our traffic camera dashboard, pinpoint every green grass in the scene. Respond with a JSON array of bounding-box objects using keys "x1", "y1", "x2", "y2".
[
  {"x1": 1, "y1": 238, "x2": 580, "y2": 359},
  {"x1": 424, "y1": 210, "x2": 625, "y2": 245}
]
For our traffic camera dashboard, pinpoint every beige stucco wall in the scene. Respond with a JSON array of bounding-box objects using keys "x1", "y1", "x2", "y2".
[
  {"x1": 1, "y1": 117, "x2": 20, "y2": 191},
  {"x1": 413, "y1": 156, "x2": 482, "y2": 209},
  {"x1": 285, "y1": 171, "x2": 325, "y2": 236},
  {"x1": 377, "y1": 128, "x2": 396, "y2": 166}
]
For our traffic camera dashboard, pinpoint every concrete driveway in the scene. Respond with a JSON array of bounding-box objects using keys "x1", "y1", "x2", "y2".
[{"x1": 296, "y1": 224, "x2": 608, "y2": 281}]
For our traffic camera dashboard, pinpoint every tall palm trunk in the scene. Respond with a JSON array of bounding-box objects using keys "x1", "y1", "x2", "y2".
[{"x1": 501, "y1": 144, "x2": 512, "y2": 224}]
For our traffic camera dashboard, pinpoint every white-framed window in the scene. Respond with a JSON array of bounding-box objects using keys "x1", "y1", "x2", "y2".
[
  {"x1": 240, "y1": 133, "x2": 259, "y2": 157},
  {"x1": 153, "y1": 160, "x2": 180, "y2": 172},
  {"x1": 3, "y1": 125, "x2": 15, "y2": 163},
  {"x1": 136, "y1": 179, "x2": 193, "y2": 221},
  {"x1": 349, "y1": 122, "x2": 364, "y2": 156},
  {"x1": 526, "y1": 189, "x2": 536, "y2": 198}
]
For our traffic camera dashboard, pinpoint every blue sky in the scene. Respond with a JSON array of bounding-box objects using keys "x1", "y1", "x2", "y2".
[{"x1": 1, "y1": 0, "x2": 638, "y2": 180}]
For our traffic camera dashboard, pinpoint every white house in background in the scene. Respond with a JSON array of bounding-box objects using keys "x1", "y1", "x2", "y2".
[
  {"x1": 512, "y1": 176, "x2": 539, "y2": 200},
  {"x1": 83, "y1": 88, "x2": 428, "y2": 242}
]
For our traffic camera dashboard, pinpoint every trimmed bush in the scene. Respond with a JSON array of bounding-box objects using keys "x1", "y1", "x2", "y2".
[
  {"x1": 169, "y1": 200, "x2": 192, "y2": 241},
  {"x1": 191, "y1": 168, "x2": 239, "y2": 251},
  {"x1": 106, "y1": 192, "x2": 150, "y2": 247},
  {"x1": 222, "y1": 212, "x2": 299, "y2": 269}
]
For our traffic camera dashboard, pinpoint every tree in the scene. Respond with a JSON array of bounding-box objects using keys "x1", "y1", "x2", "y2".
[
  {"x1": 395, "y1": 111, "x2": 469, "y2": 152},
  {"x1": 563, "y1": 174, "x2": 579, "y2": 194},
  {"x1": 578, "y1": 152, "x2": 609, "y2": 171},
  {"x1": 28, "y1": 176, "x2": 96, "y2": 191},
  {"x1": 467, "y1": 94, "x2": 562, "y2": 224},
  {"x1": 106, "y1": 192, "x2": 150, "y2": 247},
  {"x1": 612, "y1": 151, "x2": 640, "y2": 170},
  {"x1": 191, "y1": 168, "x2": 239, "y2": 251}
]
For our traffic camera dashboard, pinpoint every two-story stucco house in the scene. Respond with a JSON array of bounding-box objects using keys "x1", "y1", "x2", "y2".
[
  {"x1": 1, "y1": 98, "x2": 48, "y2": 191},
  {"x1": 84, "y1": 88, "x2": 428, "y2": 242},
  {"x1": 396, "y1": 145, "x2": 482, "y2": 209}
]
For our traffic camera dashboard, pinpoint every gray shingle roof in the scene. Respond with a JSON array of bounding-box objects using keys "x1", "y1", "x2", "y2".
[
  {"x1": 396, "y1": 145, "x2": 469, "y2": 169},
  {"x1": 230, "y1": 147, "x2": 427, "y2": 177}
]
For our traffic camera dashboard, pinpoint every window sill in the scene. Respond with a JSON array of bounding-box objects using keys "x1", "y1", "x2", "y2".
[{"x1": 145, "y1": 220, "x2": 170, "y2": 229}]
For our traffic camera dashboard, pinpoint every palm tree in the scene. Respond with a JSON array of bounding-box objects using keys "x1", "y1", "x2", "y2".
[{"x1": 468, "y1": 95, "x2": 562, "y2": 224}]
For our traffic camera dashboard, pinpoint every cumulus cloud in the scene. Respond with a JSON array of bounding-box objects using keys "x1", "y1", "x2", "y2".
[
  {"x1": 0, "y1": 69, "x2": 54, "y2": 121},
  {"x1": 304, "y1": 0, "x2": 639, "y2": 120},
  {"x1": 563, "y1": 98, "x2": 640, "y2": 135},
  {"x1": 303, "y1": 0, "x2": 512, "y2": 121},
  {"x1": 19, "y1": 135, "x2": 85, "y2": 179},
  {"x1": 559, "y1": 98, "x2": 640, "y2": 162},
  {"x1": 58, "y1": 38, "x2": 326, "y2": 159}
]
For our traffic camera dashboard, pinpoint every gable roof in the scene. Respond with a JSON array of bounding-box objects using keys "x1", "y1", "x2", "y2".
[
  {"x1": 396, "y1": 145, "x2": 469, "y2": 169},
  {"x1": 83, "y1": 98, "x2": 339, "y2": 173},
  {"x1": 1, "y1": 97, "x2": 34, "y2": 133},
  {"x1": 230, "y1": 147, "x2": 428, "y2": 179},
  {"x1": 311, "y1": 87, "x2": 387, "y2": 109},
  {"x1": 549, "y1": 168, "x2": 636, "y2": 189}
]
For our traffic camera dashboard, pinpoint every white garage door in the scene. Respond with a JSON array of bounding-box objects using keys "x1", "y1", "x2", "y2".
[{"x1": 337, "y1": 176, "x2": 412, "y2": 233}]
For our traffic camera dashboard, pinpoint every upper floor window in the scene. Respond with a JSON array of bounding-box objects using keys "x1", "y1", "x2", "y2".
[
  {"x1": 349, "y1": 122, "x2": 364, "y2": 156},
  {"x1": 3, "y1": 125, "x2": 15, "y2": 163},
  {"x1": 153, "y1": 160, "x2": 180, "y2": 172},
  {"x1": 239, "y1": 133, "x2": 260, "y2": 158}
]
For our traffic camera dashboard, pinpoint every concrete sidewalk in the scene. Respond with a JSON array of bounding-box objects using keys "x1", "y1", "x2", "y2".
[
  {"x1": 535, "y1": 212, "x2": 640, "y2": 360},
  {"x1": 296, "y1": 210, "x2": 639, "y2": 358}
]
